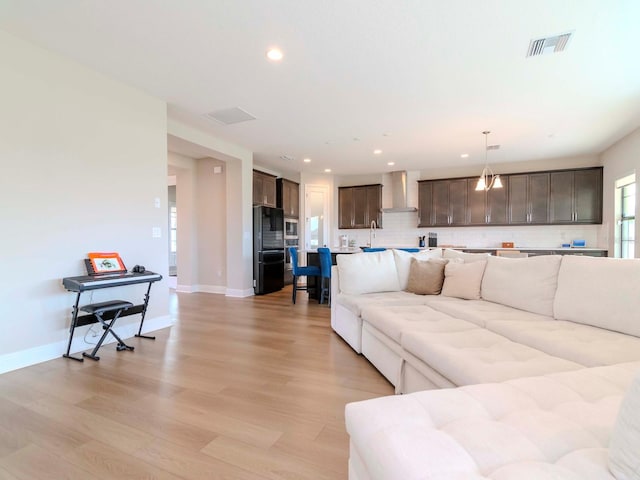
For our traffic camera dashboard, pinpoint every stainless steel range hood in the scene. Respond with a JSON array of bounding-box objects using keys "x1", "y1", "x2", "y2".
[{"x1": 382, "y1": 171, "x2": 417, "y2": 212}]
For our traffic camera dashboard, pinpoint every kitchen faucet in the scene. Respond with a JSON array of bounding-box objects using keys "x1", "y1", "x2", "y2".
[{"x1": 369, "y1": 220, "x2": 377, "y2": 247}]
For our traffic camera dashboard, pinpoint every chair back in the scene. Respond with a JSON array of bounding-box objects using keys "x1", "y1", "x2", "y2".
[
  {"x1": 289, "y1": 247, "x2": 300, "y2": 275},
  {"x1": 317, "y1": 247, "x2": 332, "y2": 279}
]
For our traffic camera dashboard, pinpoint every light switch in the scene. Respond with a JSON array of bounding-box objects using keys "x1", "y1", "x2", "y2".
[
  {"x1": 152, "y1": 227, "x2": 161, "y2": 238},
  {"x1": 154, "y1": 197, "x2": 161, "y2": 208}
]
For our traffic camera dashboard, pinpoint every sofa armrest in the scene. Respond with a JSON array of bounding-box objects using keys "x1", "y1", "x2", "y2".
[{"x1": 331, "y1": 265, "x2": 340, "y2": 296}]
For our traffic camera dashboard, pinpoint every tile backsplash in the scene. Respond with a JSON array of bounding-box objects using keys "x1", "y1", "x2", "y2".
[{"x1": 336, "y1": 211, "x2": 604, "y2": 250}]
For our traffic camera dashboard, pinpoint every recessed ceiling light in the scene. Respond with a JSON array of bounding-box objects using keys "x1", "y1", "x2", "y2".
[
  {"x1": 461, "y1": 153, "x2": 469, "y2": 158},
  {"x1": 324, "y1": 168, "x2": 332, "y2": 173},
  {"x1": 266, "y1": 48, "x2": 283, "y2": 61},
  {"x1": 303, "y1": 158, "x2": 311, "y2": 163},
  {"x1": 387, "y1": 162, "x2": 395, "y2": 166},
  {"x1": 373, "y1": 149, "x2": 382, "y2": 155}
]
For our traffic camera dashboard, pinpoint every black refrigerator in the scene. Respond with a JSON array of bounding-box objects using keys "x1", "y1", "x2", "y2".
[{"x1": 253, "y1": 205, "x2": 285, "y2": 295}]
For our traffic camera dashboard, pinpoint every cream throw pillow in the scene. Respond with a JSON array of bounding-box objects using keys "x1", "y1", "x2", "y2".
[
  {"x1": 406, "y1": 258, "x2": 448, "y2": 295},
  {"x1": 336, "y1": 250, "x2": 401, "y2": 295},
  {"x1": 609, "y1": 370, "x2": 640, "y2": 479},
  {"x1": 393, "y1": 248, "x2": 443, "y2": 290},
  {"x1": 441, "y1": 260, "x2": 487, "y2": 300},
  {"x1": 443, "y1": 249, "x2": 490, "y2": 263}
]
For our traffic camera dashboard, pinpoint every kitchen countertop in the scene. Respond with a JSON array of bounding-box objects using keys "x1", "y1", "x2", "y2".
[{"x1": 305, "y1": 246, "x2": 608, "y2": 253}]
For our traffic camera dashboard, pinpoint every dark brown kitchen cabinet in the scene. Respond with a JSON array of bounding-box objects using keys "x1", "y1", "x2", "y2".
[
  {"x1": 417, "y1": 181, "x2": 433, "y2": 227},
  {"x1": 486, "y1": 181, "x2": 509, "y2": 224},
  {"x1": 276, "y1": 178, "x2": 299, "y2": 217},
  {"x1": 417, "y1": 166, "x2": 601, "y2": 228},
  {"x1": 253, "y1": 170, "x2": 277, "y2": 207},
  {"x1": 550, "y1": 168, "x2": 602, "y2": 224},
  {"x1": 466, "y1": 178, "x2": 509, "y2": 225},
  {"x1": 338, "y1": 184, "x2": 382, "y2": 229},
  {"x1": 508, "y1": 173, "x2": 550, "y2": 224},
  {"x1": 430, "y1": 179, "x2": 467, "y2": 226}
]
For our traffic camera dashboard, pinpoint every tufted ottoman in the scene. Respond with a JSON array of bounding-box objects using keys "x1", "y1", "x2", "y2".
[{"x1": 346, "y1": 361, "x2": 640, "y2": 480}]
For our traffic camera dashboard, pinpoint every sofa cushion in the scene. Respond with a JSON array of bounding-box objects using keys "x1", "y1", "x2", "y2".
[
  {"x1": 406, "y1": 257, "x2": 448, "y2": 295},
  {"x1": 486, "y1": 319, "x2": 640, "y2": 367},
  {"x1": 424, "y1": 298, "x2": 552, "y2": 328},
  {"x1": 346, "y1": 362, "x2": 639, "y2": 480},
  {"x1": 361, "y1": 305, "x2": 479, "y2": 343},
  {"x1": 443, "y1": 248, "x2": 491, "y2": 263},
  {"x1": 609, "y1": 369, "x2": 640, "y2": 480},
  {"x1": 441, "y1": 260, "x2": 487, "y2": 300},
  {"x1": 481, "y1": 255, "x2": 562, "y2": 317},
  {"x1": 392, "y1": 248, "x2": 443, "y2": 290},
  {"x1": 401, "y1": 328, "x2": 582, "y2": 386},
  {"x1": 336, "y1": 250, "x2": 400, "y2": 295},
  {"x1": 335, "y1": 291, "x2": 430, "y2": 317},
  {"x1": 554, "y1": 256, "x2": 640, "y2": 337}
]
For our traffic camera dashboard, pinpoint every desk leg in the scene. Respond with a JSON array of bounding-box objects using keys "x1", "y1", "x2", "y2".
[
  {"x1": 135, "y1": 283, "x2": 156, "y2": 340},
  {"x1": 62, "y1": 292, "x2": 84, "y2": 362}
]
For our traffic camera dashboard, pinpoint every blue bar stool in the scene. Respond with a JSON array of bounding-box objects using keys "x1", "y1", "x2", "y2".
[
  {"x1": 317, "y1": 247, "x2": 332, "y2": 305},
  {"x1": 290, "y1": 247, "x2": 321, "y2": 304},
  {"x1": 362, "y1": 247, "x2": 386, "y2": 252}
]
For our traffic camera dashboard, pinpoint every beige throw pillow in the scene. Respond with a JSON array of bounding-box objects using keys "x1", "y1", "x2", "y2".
[
  {"x1": 441, "y1": 260, "x2": 487, "y2": 300},
  {"x1": 406, "y1": 258, "x2": 448, "y2": 295}
]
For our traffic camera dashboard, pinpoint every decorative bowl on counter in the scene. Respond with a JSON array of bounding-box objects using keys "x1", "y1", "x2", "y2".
[{"x1": 501, "y1": 242, "x2": 514, "y2": 248}]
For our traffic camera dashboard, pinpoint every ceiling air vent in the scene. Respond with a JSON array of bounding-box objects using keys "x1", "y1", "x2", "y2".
[
  {"x1": 487, "y1": 144, "x2": 500, "y2": 151},
  {"x1": 526, "y1": 31, "x2": 573, "y2": 57},
  {"x1": 205, "y1": 107, "x2": 256, "y2": 125}
]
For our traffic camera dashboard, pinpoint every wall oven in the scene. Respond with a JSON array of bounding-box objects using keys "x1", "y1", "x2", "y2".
[{"x1": 284, "y1": 218, "x2": 298, "y2": 239}]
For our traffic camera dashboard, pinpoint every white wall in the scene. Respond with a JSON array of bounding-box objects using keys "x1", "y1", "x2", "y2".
[
  {"x1": 196, "y1": 158, "x2": 227, "y2": 292},
  {"x1": 168, "y1": 152, "x2": 198, "y2": 289},
  {"x1": 0, "y1": 30, "x2": 170, "y2": 372},
  {"x1": 167, "y1": 120, "x2": 255, "y2": 297},
  {"x1": 601, "y1": 127, "x2": 640, "y2": 257}
]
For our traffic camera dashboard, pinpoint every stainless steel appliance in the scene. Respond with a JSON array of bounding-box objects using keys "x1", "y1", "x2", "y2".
[
  {"x1": 284, "y1": 218, "x2": 298, "y2": 238},
  {"x1": 253, "y1": 206, "x2": 285, "y2": 295}
]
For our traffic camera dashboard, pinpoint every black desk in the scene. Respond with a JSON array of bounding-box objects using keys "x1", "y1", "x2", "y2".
[{"x1": 62, "y1": 271, "x2": 162, "y2": 361}]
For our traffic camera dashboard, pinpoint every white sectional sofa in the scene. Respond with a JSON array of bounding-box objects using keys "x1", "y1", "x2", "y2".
[{"x1": 331, "y1": 249, "x2": 640, "y2": 479}]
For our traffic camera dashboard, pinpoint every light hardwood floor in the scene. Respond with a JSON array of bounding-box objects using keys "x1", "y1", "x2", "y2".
[{"x1": 0, "y1": 287, "x2": 392, "y2": 479}]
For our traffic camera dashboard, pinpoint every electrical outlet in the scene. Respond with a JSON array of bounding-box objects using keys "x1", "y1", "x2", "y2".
[{"x1": 152, "y1": 227, "x2": 161, "y2": 238}]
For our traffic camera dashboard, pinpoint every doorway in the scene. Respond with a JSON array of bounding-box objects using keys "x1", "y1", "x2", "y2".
[
  {"x1": 168, "y1": 177, "x2": 177, "y2": 289},
  {"x1": 304, "y1": 184, "x2": 330, "y2": 252}
]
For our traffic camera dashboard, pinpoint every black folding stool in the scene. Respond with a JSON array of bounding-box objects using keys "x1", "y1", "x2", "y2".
[{"x1": 80, "y1": 300, "x2": 134, "y2": 361}]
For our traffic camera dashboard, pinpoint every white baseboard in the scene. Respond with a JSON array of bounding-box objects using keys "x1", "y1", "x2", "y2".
[
  {"x1": 175, "y1": 283, "x2": 253, "y2": 297},
  {"x1": 225, "y1": 287, "x2": 255, "y2": 297},
  {"x1": 0, "y1": 315, "x2": 174, "y2": 375},
  {"x1": 176, "y1": 284, "x2": 195, "y2": 293},
  {"x1": 195, "y1": 284, "x2": 227, "y2": 294}
]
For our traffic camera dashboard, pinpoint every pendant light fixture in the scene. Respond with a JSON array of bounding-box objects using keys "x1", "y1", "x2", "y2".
[{"x1": 475, "y1": 130, "x2": 503, "y2": 191}]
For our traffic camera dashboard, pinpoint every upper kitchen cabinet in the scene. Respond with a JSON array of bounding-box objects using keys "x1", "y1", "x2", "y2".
[
  {"x1": 338, "y1": 184, "x2": 382, "y2": 229},
  {"x1": 276, "y1": 178, "x2": 299, "y2": 217},
  {"x1": 418, "y1": 179, "x2": 466, "y2": 226},
  {"x1": 417, "y1": 166, "x2": 602, "y2": 228},
  {"x1": 508, "y1": 173, "x2": 550, "y2": 224},
  {"x1": 417, "y1": 181, "x2": 433, "y2": 227},
  {"x1": 466, "y1": 178, "x2": 509, "y2": 225},
  {"x1": 550, "y1": 167, "x2": 603, "y2": 224},
  {"x1": 253, "y1": 170, "x2": 277, "y2": 207}
]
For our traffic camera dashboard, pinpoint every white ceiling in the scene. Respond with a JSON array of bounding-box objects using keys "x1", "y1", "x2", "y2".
[{"x1": 1, "y1": 0, "x2": 639, "y2": 175}]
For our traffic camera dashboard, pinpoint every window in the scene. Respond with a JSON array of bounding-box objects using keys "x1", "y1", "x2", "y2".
[{"x1": 619, "y1": 182, "x2": 635, "y2": 258}]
